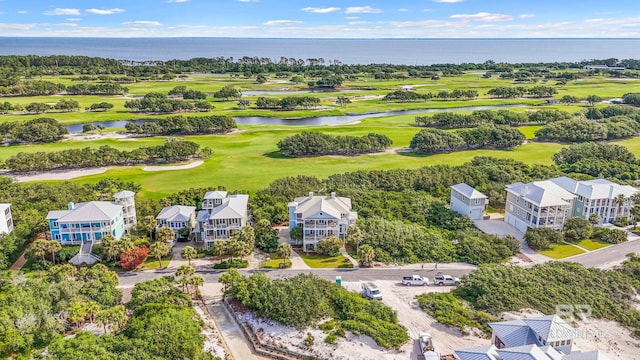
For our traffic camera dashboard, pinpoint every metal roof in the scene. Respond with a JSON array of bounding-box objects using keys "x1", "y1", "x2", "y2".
[
  {"x1": 203, "y1": 190, "x2": 228, "y2": 200},
  {"x1": 113, "y1": 190, "x2": 136, "y2": 198},
  {"x1": 156, "y1": 205, "x2": 196, "y2": 222},
  {"x1": 452, "y1": 183, "x2": 488, "y2": 200},
  {"x1": 292, "y1": 194, "x2": 352, "y2": 219},
  {"x1": 47, "y1": 201, "x2": 122, "y2": 222},
  {"x1": 209, "y1": 194, "x2": 249, "y2": 220},
  {"x1": 506, "y1": 181, "x2": 575, "y2": 207},
  {"x1": 550, "y1": 176, "x2": 639, "y2": 200}
]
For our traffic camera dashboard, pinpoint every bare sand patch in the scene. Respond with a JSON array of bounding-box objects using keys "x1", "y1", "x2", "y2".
[
  {"x1": 10, "y1": 167, "x2": 108, "y2": 182},
  {"x1": 143, "y1": 160, "x2": 204, "y2": 171}
]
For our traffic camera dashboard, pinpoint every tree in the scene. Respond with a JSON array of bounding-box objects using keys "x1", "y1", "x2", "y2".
[
  {"x1": 560, "y1": 95, "x2": 578, "y2": 105},
  {"x1": 290, "y1": 226, "x2": 303, "y2": 243},
  {"x1": 176, "y1": 264, "x2": 195, "y2": 292},
  {"x1": 586, "y1": 94, "x2": 602, "y2": 107},
  {"x1": 562, "y1": 217, "x2": 592, "y2": 242},
  {"x1": 524, "y1": 228, "x2": 563, "y2": 250},
  {"x1": 225, "y1": 238, "x2": 245, "y2": 262},
  {"x1": 214, "y1": 85, "x2": 242, "y2": 100},
  {"x1": 82, "y1": 124, "x2": 95, "y2": 133},
  {"x1": 256, "y1": 74, "x2": 267, "y2": 84},
  {"x1": 276, "y1": 242, "x2": 292, "y2": 267},
  {"x1": 137, "y1": 216, "x2": 157, "y2": 239},
  {"x1": 255, "y1": 219, "x2": 279, "y2": 253},
  {"x1": 117, "y1": 245, "x2": 149, "y2": 270},
  {"x1": 336, "y1": 95, "x2": 351, "y2": 106},
  {"x1": 67, "y1": 301, "x2": 88, "y2": 329},
  {"x1": 316, "y1": 236, "x2": 344, "y2": 256},
  {"x1": 45, "y1": 240, "x2": 62, "y2": 264},
  {"x1": 358, "y1": 244, "x2": 375, "y2": 267},
  {"x1": 212, "y1": 241, "x2": 226, "y2": 264},
  {"x1": 237, "y1": 99, "x2": 250, "y2": 109},
  {"x1": 101, "y1": 234, "x2": 120, "y2": 262},
  {"x1": 180, "y1": 245, "x2": 197, "y2": 266},
  {"x1": 347, "y1": 225, "x2": 364, "y2": 254},
  {"x1": 149, "y1": 241, "x2": 170, "y2": 269},
  {"x1": 85, "y1": 300, "x2": 100, "y2": 323},
  {"x1": 589, "y1": 213, "x2": 602, "y2": 225},
  {"x1": 155, "y1": 226, "x2": 175, "y2": 243},
  {"x1": 27, "y1": 239, "x2": 49, "y2": 264}
]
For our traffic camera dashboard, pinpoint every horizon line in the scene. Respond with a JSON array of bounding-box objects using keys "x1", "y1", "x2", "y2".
[{"x1": 0, "y1": 36, "x2": 639, "y2": 40}]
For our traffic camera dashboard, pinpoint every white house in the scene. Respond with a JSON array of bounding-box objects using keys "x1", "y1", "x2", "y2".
[
  {"x1": 505, "y1": 181, "x2": 575, "y2": 233},
  {"x1": 113, "y1": 190, "x2": 137, "y2": 231},
  {"x1": 450, "y1": 183, "x2": 488, "y2": 220},
  {"x1": 288, "y1": 192, "x2": 357, "y2": 252},
  {"x1": 0, "y1": 203, "x2": 14, "y2": 235},
  {"x1": 456, "y1": 315, "x2": 605, "y2": 360},
  {"x1": 194, "y1": 192, "x2": 249, "y2": 250},
  {"x1": 549, "y1": 176, "x2": 638, "y2": 224},
  {"x1": 156, "y1": 205, "x2": 196, "y2": 240}
]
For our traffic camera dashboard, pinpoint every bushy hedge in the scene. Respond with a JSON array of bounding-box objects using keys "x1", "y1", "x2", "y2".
[
  {"x1": 0, "y1": 117, "x2": 68, "y2": 143},
  {"x1": 410, "y1": 126, "x2": 525, "y2": 154},
  {"x1": 415, "y1": 293, "x2": 498, "y2": 335},
  {"x1": 277, "y1": 131, "x2": 392, "y2": 157},
  {"x1": 415, "y1": 109, "x2": 570, "y2": 128},
  {"x1": 212, "y1": 259, "x2": 249, "y2": 269},
  {"x1": 535, "y1": 117, "x2": 640, "y2": 142},
  {"x1": 220, "y1": 271, "x2": 409, "y2": 348}
]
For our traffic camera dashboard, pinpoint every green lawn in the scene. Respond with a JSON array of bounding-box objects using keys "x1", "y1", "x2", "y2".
[
  {"x1": 261, "y1": 257, "x2": 291, "y2": 269},
  {"x1": 539, "y1": 244, "x2": 585, "y2": 259},
  {"x1": 299, "y1": 253, "x2": 353, "y2": 268},
  {"x1": 142, "y1": 255, "x2": 173, "y2": 270},
  {"x1": 575, "y1": 239, "x2": 611, "y2": 251}
]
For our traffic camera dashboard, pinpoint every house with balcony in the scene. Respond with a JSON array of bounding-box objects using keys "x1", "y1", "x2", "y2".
[
  {"x1": 456, "y1": 315, "x2": 604, "y2": 360},
  {"x1": 113, "y1": 190, "x2": 137, "y2": 231},
  {"x1": 549, "y1": 176, "x2": 638, "y2": 224},
  {"x1": 194, "y1": 192, "x2": 249, "y2": 250},
  {"x1": 47, "y1": 201, "x2": 126, "y2": 244},
  {"x1": 156, "y1": 205, "x2": 196, "y2": 241},
  {"x1": 450, "y1": 183, "x2": 488, "y2": 220},
  {"x1": 505, "y1": 181, "x2": 575, "y2": 233},
  {"x1": 0, "y1": 203, "x2": 14, "y2": 235},
  {"x1": 288, "y1": 192, "x2": 357, "y2": 252}
]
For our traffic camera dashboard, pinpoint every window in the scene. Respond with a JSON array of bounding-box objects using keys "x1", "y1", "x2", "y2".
[
  {"x1": 52, "y1": 221, "x2": 59, "y2": 227},
  {"x1": 474, "y1": 199, "x2": 482, "y2": 205},
  {"x1": 54, "y1": 234, "x2": 61, "y2": 240}
]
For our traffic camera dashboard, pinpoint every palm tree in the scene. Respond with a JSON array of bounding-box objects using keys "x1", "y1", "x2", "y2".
[
  {"x1": 101, "y1": 234, "x2": 119, "y2": 262},
  {"x1": 45, "y1": 240, "x2": 62, "y2": 265},
  {"x1": 358, "y1": 244, "x2": 375, "y2": 267},
  {"x1": 28, "y1": 239, "x2": 49, "y2": 265},
  {"x1": 347, "y1": 225, "x2": 364, "y2": 254},
  {"x1": 149, "y1": 242, "x2": 170, "y2": 269},
  {"x1": 155, "y1": 226, "x2": 175, "y2": 244},
  {"x1": 189, "y1": 274, "x2": 204, "y2": 297},
  {"x1": 85, "y1": 301, "x2": 100, "y2": 323},
  {"x1": 630, "y1": 205, "x2": 640, "y2": 222},
  {"x1": 225, "y1": 239, "x2": 244, "y2": 263},
  {"x1": 95, "y1": 309, "x2": 110, "y2": 333},
  {"x1": 176, "y1": 264, "x2": 195, "y2": 292},
  {"x1": 180, "y1": 246, "x2": 198, "y2": 266},
  {"x1": 276, "y1": 243, "x2": 292, "y2": 267},
  {"x1": 613, "y1": 194, "x2": 626, "y2": 216},
  {"x1": 137, "y1": 216, "x2": 157, "y2": 239},
  {"x1": 212, "y1": 241, "x2": 226, "y2": 264},
  {"x1": 108, "y1": 305, "x2": 127, "y2": 332},
  {"x1": 67, "y1": 301, "x2": 88, "y2": 329}
]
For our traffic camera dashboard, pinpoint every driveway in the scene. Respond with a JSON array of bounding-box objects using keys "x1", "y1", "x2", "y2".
[
  {"x1": 561, "y1": 238, "x2": 640, "y2": 268},
  {"x1": 473, "y1": 219, "x2": 552, "y2": 264}
]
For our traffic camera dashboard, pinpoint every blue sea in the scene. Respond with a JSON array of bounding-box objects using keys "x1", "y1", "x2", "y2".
[{"x1": 0, "y1": 37, "x2": 638, "y2": 65}]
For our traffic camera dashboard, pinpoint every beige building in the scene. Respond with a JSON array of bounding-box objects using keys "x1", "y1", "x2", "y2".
[
  {"x1": 194, "y1": 191, "x2": 249, "y2": 250},
  {"x1": 505, "y1": 181, "x2": 575, "y2": 233}
]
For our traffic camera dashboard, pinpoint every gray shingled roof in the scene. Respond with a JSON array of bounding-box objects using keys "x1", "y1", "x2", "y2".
[
  {"x1": 156, "y1": 205, "x2": 196, "y2": 222},
  {"x1": 452, "y1": 183, "x2": 488, "y2": 200}
]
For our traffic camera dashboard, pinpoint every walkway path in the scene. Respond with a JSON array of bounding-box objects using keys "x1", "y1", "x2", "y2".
[
  {"x1": 277, "y1": 228, "x2": 310, "y2": 270},
  {"x1": 473, "y1": 219, "x2": 551, "y2": 265},
  {"x1": 9, "y1": 252, "x2": 27, "y2": 270},
  {"x1": 201, "y1": 284, "x2": 259, "y2": 360}
]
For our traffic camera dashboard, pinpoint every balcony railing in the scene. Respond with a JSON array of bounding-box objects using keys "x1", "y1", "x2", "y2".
[{"x1": 203, "y1": 223, "x2": 242, "y2": 230}]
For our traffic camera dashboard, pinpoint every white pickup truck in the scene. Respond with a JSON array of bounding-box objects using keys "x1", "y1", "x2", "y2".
[{"x1": 401, "y1": 275, "x2": 430, "y2": 286}]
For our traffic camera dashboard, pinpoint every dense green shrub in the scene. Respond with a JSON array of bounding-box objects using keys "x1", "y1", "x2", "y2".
[
  {"x1": 593, "y1": 228, "x2": 627, "y2": 244},
  {"x1": 562, "y1": 217, "x2": 592, "y2": 242},
  {"x1": 213, "y1": 259, "x2": 248, "y2": 269},
  {"x1": 278, "y1": 131, "x2": 392, "y2": 157},
  {"x1": 415, "y1": 293, "x2": 499, "y2": 335},
  {"x1": 525, "y1": 227, "x2": 563, "y2": 250}
]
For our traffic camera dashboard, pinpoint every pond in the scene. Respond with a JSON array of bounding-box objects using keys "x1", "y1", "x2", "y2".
[{"x1": 65, "y1": 104, "x2": 527, "y2": 133}]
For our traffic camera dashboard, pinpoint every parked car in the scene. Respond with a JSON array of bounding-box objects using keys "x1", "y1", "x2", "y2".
[
  {"x1": 362, "y1": 282, "x2": 382, "y2": 300},
  {"x1": 433, "y1": 274, "x2": 461, "y2": 286},
  {"x1": 402, "y1": 275, "x2": 430, "y2": 286}
]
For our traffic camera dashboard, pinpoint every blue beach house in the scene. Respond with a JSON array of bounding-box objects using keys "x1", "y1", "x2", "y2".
[{"x1": 47, "y1": 201, "x2": 126, "y2": 245}]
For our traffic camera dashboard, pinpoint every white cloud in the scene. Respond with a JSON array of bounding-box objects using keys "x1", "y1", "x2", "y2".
[
  {"x1": 398, "y1": 8, "x2": 408, "y2": 12},
  {"x1": 349, "y1": 21, "x2": 373, "y2": 25},
  {"x1": 67, "y1": 18, "x2": 82, "y2": 21},
  {"x1": 423, "y1": 8, "x2": 432, "y2": 12},
  {"x1": 122, "y1": 21, "x2": 162, "y2": 26},
  {"x1": 167, "y1": 0, "x2": 190, "y2": 2},
  {"x1": 264, "y1": 20, "x2": 304, "y2": 26},
  {"x1": 345, "y1": 6, "x2": 382, "y2": 14},
  {"x1": 85, "y1": 8, "x2": 125, "y2": 15},
  {"x1": 55, "y1": 23, "x2": 78, "y2": 27},
  {"x1": 0, "y1": 23, "x2": 36, "y2": 30},
  {"x1": 344, "y1": 16, "x2": 360, "y2": 20},
  {"x1": 18, "y1": 11, "x2": 28, "y2": 14},
  {"x1": 519, "y1": 14, "x2": 536, "y2": 19},
  {"x1": 390, "y1": 19, "x2": 462, "y2": 28},
  {"x1": 450, "y1": 12, "x2": 513, "y2": 22},
  {"x1": 302, "y1": 7, "x2": 340, "y2": 14},
  {"x1": 433, "y1": 0, "x2": 464, "y2": 2},
  {"x1": 43, "y1": 8, "x2": 81, "y2": 16}
]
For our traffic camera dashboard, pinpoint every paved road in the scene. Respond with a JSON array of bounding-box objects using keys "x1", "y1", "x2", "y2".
[
  {"x1": 118, "y1": 267, "x2": 475, "y2": 287},
  {"x1": 561, "y1": 238, "x2": 640, "y2": 268}
]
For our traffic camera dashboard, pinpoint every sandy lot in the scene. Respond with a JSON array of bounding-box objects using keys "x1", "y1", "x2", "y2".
[
  {"x1": 238, "y1": 280, "x2": 486, "y2": 360},
  {"x1": 9, "y1": 167, "x2": 108, "y2": 182}
]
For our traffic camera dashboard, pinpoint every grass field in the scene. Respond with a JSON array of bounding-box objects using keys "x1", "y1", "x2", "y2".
[
  {"x1": 539, "y1": 244, "x2": 585, "y2": 259},
  {"x1": 3, "y1": 71, "x2": 640, "y2": 199},
  {"x1": 575, "y1": 239, "x2": 611, "y2": 251},
  {"x1": 298, "y1": 253, "x2": 352, "y2": 268}
]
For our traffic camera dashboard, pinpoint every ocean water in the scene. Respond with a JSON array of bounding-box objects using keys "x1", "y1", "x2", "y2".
[{"x1": 0, "y1": 38, "x2": 638, "y2": 65}]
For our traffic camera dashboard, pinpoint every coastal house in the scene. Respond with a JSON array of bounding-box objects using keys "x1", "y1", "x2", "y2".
[
  {"x1": 549, "y1": 176, "x2": 638, "y2": 224},
  {"x1": 288, "y1": 192, "x2": 357, "y2": 252},
  {"x1": 47, "y1": 201, "x2": 126, "y2": 244},
  {"x1": 504, "y1": 181, "x2": 575, "y2": 233},
  {"x1": 194, "y1": 191, "x2": 249, "y2": 250},
  {"x1": 113, "y1": 190, "x2": 137, "y2": 231},
  {"x1": 156, "y1": 205, "x2": 196, "y2": 241},
  {"x1": 450, "y1": 183, "x2": 488, "y2": 221},
  {"x1": 0, "y1": 203, "x2": 14, "y2": 235},
  {"x1": 455, "y1": 315, "x2": 604, "y2": 360}
]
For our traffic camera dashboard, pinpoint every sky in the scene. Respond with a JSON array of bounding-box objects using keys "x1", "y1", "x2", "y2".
[{"x1": 0, "y1": 0, "x2": 639, "y2": 38}]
